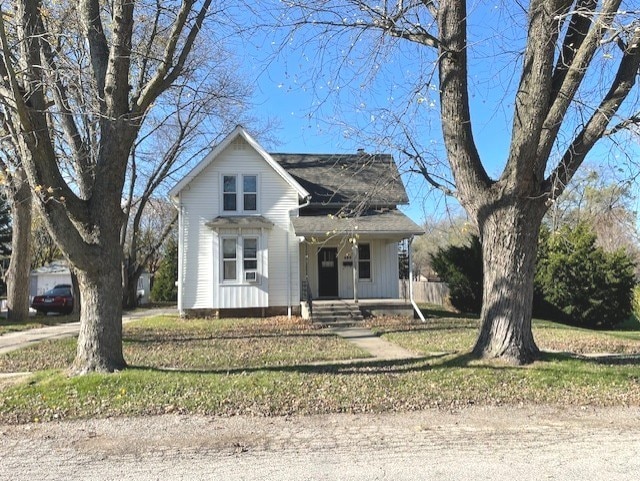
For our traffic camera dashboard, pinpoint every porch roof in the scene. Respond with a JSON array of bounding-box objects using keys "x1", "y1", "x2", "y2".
[
  {"x1": 292, "y1": 210, "x2": 423, "y2": 237},
  {"x1": 206, "y1": 215, "x2": 274, "y2": 229}
]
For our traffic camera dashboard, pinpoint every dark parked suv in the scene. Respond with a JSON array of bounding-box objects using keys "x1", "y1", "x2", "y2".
[{"x1": 31, "y1": 284, "x2": 74, "y2": 315}]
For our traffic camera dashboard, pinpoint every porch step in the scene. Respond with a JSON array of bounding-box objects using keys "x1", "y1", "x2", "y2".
[{"x1": 311, "y1": 301, "x2": 364, "y2": 327}]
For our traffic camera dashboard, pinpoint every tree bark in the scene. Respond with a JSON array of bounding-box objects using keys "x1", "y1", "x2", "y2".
[
  {"x1": 72, "y1": 244, "x2": 126, "y2": 374},
  {"x1": 5, "y1": 174, "x2": 32, "y2": 322},
  {"x1": 122, "y1": 260, "x2": 143, "y2": 309},
  {"x1": 70, "y1": 268, "x2": 81, "y2": 316},
  {"x1": 472, "y1": 197, "x2": 547, "y2": 364}
]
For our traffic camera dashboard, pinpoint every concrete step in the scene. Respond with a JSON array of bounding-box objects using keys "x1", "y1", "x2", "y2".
[{"x1": 311, "y1": 301, "x2": 364, "y2": 327}]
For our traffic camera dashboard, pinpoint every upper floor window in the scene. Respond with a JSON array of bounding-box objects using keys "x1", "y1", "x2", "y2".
[
  {"x1": 222, "y1": 174, "x2": 257, "y2": 212},
  {"x1": 243, "y1": 175, "x2": 257, "y2": 211},
  {"x1": 223, "y1": 175, "x2": 237, "y2": 211}
]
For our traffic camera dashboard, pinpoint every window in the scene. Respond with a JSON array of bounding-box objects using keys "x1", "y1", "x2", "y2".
[
  {"x1": 358, "y1": 244, "x2": 371, "y2": 280},
  {"x1": 223, "y1": 175, "x2": 237, "y2": 211},
  {"x1": 243, "y1": 237, "x2": 258, "y2": 282},
  {"x1": 222, "y1": 238, "x2": 237, "y2": 280},
  {"x1": 243, "y1": 175, "x2": 257, "y2": 211},
  {"x1": 221, "y1": 236, "x2": 259, "y2": 283},
  {"x1": 222, "y1": 174, "x2": 258, "y2": 212}
]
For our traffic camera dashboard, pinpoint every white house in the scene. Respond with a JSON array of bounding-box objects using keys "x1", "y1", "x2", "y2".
[
  {"x1": 29, "y1": 260, "x2": 151, "y2": 305},
  {"x1": 169, "y1": 126, "x2": 423, "y2": 318},
  {"x1": 29, "y1": 260, "x2": 71, "y2": 298}
]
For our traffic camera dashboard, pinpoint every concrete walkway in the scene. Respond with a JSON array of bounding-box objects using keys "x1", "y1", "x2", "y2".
[
  {"x1": 0, "y1": 307, "x2": 177, "y2": 356},
  {"x1": 331, "y1": 326, "x2": 422, "y2": 361}
]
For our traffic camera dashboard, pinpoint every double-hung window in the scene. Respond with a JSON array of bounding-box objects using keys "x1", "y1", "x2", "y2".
[
  {"x1": 222, "y1": 238, "x2": 237, "y2": 281},
  {"x1": 243, "y1": 238, "x2": 258, "y2": 282},
  {"x1": 222, "y1": 174, "x2": 257, "y2": 212},
  {"x1": 358, "y1": 244, "x2": 371, "y2": 280},
  {"x1": 243, "y1": 176, "x2": 257, "y2": 211},
  {"x1": 221, "y1": 236, "x2": 259, "y2": 283},
  {"x1": 223, "y1": 175, "x2": 237, "y2": 211}
]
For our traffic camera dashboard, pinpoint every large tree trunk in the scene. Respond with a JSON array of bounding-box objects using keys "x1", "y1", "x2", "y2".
[
  {"x1": 122, "y1": 259, "x2": 143, "y2": 309},
  {"x1": 72, "y1": 243, "x2": 126, "y2": 374},
  {"x1": 472, "y1": 198, "x2": 547, "y2": 364},
  {"x1": 5, "y1": 176, "x2": 32, "y2": 322}
]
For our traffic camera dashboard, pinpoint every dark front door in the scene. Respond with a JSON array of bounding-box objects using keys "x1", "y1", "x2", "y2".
[{"x1": 318, "y1": 248, "x2": 339, "y2": 298}]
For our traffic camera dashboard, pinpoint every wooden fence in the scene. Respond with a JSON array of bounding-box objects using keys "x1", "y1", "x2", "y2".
[{"x1": 399, "y1": 280, "x2": 450, "y2": 305}]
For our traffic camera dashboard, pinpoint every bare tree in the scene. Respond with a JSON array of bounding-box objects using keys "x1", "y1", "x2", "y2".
[
  {"x1": 548, "y1": 168, "x2": 640, "y2": 257},
  {"x1": 0, "y1": 0, "x2": 219, "y2": 373},
  {"x1": 413, "y1": 215, "x2": 475, "y2": 280},
  {"x1": 281, "y1": 0, "x2": 640, "y2": 363},
  {"x1": 120, "y1": 66, "x2": 254, "y2": 309},
  {"x1": 0, "y1": 143, "x2": 31, "y2": 322}
]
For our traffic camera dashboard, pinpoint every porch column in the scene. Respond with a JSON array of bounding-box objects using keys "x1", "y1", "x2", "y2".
[
  {"x1": 352, "y1": 242, "x2": 358, "y2": 303},
  {"x1": 408, "y1": 236, "x2": 426, "y2": 322}
]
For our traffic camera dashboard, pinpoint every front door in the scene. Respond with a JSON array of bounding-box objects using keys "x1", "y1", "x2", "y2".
[{"x1": 318, "y1": 248, "x2": 339, "y2": 298}]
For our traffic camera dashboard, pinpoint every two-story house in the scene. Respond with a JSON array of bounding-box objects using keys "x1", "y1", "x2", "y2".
[{"x1": 169, "y1": 126, "x2": 423, "y2": 318}]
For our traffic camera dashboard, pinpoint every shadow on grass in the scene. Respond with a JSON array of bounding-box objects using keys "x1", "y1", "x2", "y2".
[
  {"x1": 127, "y1": 354, "x2": 451, "y2": 376},
  {"x1": 154, "y1": 349, "x2": 640, "y2": 378},
  {"x1": 123, "y1": 331, "x2": 337, "y2": 344},
  {"x1": 420, "y1": 307, "x2": 479, "y2": 320},
  {"x1": 540, "y1": 350, "x2": 640, "y2": 366}
]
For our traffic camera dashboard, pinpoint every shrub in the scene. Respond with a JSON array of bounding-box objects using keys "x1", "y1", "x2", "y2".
[
  {"x1": 430, "y1": 235, "x2": 483, "y2": 313},
  {"x1": 535, "y1": 223, "x2": 636, "y2": 329},
  {"x1": 430, "y1": 223, "x2": 637, "y2": 328},
  {"x1": 632, "y1": 285, "x2": 640, "y2": 320},
  {"x1": 151, "y1": 237, "x2": 178, "y2": 302}
]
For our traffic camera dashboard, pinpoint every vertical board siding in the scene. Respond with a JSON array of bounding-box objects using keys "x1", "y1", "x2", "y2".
[{"x1": 178, "y1": 138, "x2": 299, "y2": 310}]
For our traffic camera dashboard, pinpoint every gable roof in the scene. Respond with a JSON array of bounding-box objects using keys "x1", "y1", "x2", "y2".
[
  {"x1": 270, "y1": 153, "x2": 409, "y2": 207},
  {"x1": 168, "y1": 126, "x2": 310, "y2": 201}
]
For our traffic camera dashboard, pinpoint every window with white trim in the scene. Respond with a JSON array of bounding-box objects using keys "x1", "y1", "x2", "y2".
[
  {"x1": 243, "y1": 175, "x2": 257, "y2": 211},
  {"x1": 221, "y1": 236, "x2": 260, "y2": 283},
  {"x1": 358, "y1": 244, "x2": 371, "y2": 280},
  {"x1": 222, "y1": 238, "x2": 237, "y2": 280},
  {"x1": 243, "y1": 237, "x2": 258, "y2": 282},
  {"x1": 223, "y1": 175, "x2": 237, "y2": 211},
  {"x1": 222, "y1": 174, "x2": 258, "y2": 212}
]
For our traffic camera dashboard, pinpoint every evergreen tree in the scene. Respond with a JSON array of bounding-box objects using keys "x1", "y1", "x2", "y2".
[{"x1": 151, "y1": 237, "x2": 178, "y2": 303}]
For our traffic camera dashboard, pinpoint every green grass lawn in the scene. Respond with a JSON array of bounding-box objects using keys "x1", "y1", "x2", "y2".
[
  {"x1": 1, "y1": 312, "x2": 639, "y2": 424},
  {"x1": 0, "y1": 313, "x2": 79, "y2": 336}
]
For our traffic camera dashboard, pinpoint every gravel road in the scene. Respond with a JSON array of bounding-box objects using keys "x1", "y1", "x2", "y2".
[{"x1": 2, "y1": 406, "x2": 640, "y2": 480}]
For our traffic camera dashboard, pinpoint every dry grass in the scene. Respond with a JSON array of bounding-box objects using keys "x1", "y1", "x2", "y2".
[{"x1": 1, "y1": 312, "x2": 639, "y2": 424}]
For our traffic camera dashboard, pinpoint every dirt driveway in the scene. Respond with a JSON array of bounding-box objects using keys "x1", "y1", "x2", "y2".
[{"x1": 2, "y1": 406, "x2": 639, "y2": 480}]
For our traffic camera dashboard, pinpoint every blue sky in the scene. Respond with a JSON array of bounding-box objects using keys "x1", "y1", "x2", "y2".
[{"x1": 232, "y1": 2, "x2": 640, "y2": 225}]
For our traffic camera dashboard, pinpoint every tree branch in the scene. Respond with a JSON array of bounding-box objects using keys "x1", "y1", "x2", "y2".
[
  {"x1": 537, "y1": 0, "x2": 623, "y2": 170},
  {"x1": 135, "y1": 0, "x2": 213, "y2": 115},
  {"x1": 80, "y1": 0, "x2": 108, "y2": 106},
  {"x1": 547, "y1": 25, "x2": 640, "y2": 198},
  {"x1": 436, "y1": 0, "x2": 489, "y2": 208}
]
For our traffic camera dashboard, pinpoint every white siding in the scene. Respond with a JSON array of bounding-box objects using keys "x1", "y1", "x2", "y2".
[
  {"x1": 301, "y1": 239, "x2": 400, "y2": 300},
  {"x1": 177, "y1": 137, "x2": 300, "y2": 311}
]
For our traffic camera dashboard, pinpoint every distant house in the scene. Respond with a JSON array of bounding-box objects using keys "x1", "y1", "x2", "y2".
[
  {"x1": 29, "y1": 260, "x2": 71, "y2": 298},
  {"x1": 169, "y1": 126, "x2": 423, "y2": 318},
  {"x1": 29, "y1": 260, "x2": 151, "y2": 305}
]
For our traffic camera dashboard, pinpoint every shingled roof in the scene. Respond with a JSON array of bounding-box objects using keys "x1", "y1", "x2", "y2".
[
  {"x1": 291, "y1": 210, "x2": 423, "y2": 237},
  {"x1": 270, "y1": 153, "x2": 409, "y2": 207}
]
